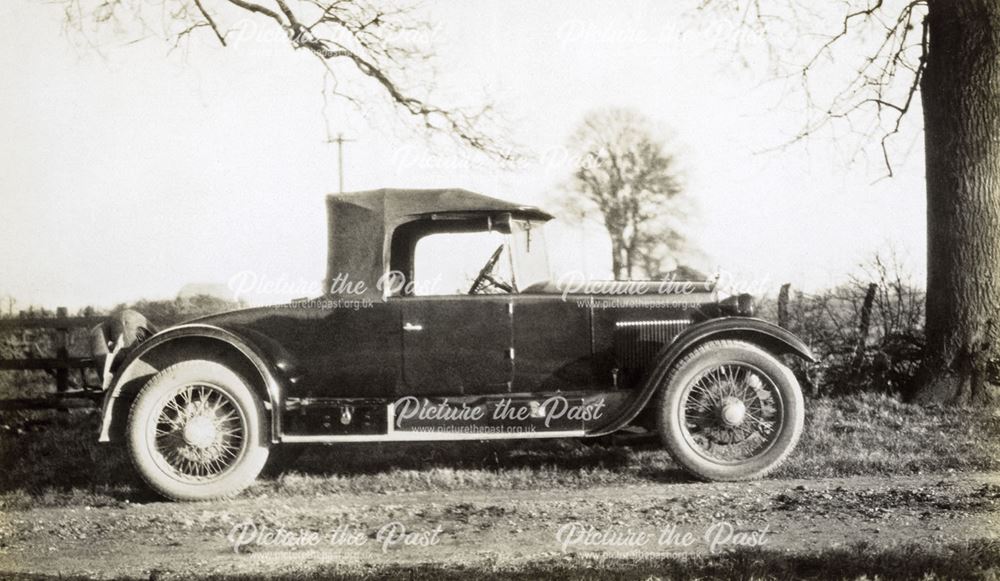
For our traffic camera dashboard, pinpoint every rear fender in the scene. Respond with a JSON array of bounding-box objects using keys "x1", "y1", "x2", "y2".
[{"x1": 97, "y1": 324, "x2": 289, "y2": 444}]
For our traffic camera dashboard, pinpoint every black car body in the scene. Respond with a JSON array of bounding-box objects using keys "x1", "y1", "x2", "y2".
[{"x1": 95, "y1": 188, "x2": 814, "y2": 500}]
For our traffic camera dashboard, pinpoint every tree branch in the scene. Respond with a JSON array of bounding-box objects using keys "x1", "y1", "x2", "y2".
[
  {"x1": 57, "y1": 0, "x2": 509, "y2": 159},
  {"x1": 222, "y1": 0, "x2": 285, "y2": 25},
  {"x1": 193, "y1": 0, "x2": 226, "y2": 46}
]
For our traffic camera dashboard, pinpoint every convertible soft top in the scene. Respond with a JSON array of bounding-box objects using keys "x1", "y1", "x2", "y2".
[{"x1": 325, "y1": 188, "x2": 553, "y2": 297}]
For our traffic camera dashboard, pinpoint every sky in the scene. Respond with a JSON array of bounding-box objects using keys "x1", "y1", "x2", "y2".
[{"x1": 0, "y1": 0, "x2": 928, "y2": 310}]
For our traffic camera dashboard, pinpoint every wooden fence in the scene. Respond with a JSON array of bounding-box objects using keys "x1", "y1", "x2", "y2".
[
  {"x1": 0, "y1": 307, "x2": 106, "y2": 409},
  {"x1": 776, "y1": 281, "x2": 881, "y2": 359}
]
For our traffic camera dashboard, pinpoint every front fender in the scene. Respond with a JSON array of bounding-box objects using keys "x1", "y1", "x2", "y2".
[
  {"x1": 98, "y1": 323, "x2": 289, "y2": 443},
  {"x1": 589, "y1": 317, "x2": 815, "y2": 436}
]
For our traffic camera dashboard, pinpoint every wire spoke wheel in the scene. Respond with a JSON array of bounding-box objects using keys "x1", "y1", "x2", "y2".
[
  {"x1": 148, "y1": 382, "x2": 248, "y2": 483},
  {"x1": 657, "y1": 340, "x2": 804, "y2": 481},
  {"x1": 680, "y1": 363, "x2": 784, "y2": 464},
  {"x1": 129, "y1": 360, "x2": 270, "y2": 501}
]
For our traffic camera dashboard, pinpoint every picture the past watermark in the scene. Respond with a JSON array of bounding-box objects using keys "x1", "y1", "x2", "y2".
[
  {"x1": 556, "y1": 521, "x2": 772, "y2": 555},
  {"x1": 224, "y1": 519, "x2": 772, "y2": 556},
  {"x1": 227, "y1": 521, "x2": 443, "y2": 554},
  {"x1": 225, "y1": 268, "x2": 772, "y2": 306}
]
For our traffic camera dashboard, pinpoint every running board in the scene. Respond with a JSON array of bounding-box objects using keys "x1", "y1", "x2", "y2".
[
  {"x1": 279, "y1": 393, "x2": 620, "y2": 443},
  {"x1": 281, "y1": 430, "x2": 586, "y2": 443}
]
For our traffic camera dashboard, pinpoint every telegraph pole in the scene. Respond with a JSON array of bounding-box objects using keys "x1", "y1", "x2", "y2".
[{"x1": 328, "y1": 133, "x2": 355, "y2": 194}]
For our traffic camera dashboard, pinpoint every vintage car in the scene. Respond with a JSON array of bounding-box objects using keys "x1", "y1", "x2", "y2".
[{"x1": 92, "y1": 188, "x2": 813, "y2": 500}]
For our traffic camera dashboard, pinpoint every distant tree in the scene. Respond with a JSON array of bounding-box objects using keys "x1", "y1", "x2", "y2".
[
  {"x1": 57, "y1": 0, "x2": 506, "y2": 157},
  {"x1": 0, "y1": 295, "x2": 16, "y2": 318},
  {"x1": 563, "y1": 108, "x2": 693, "y2": 280}
]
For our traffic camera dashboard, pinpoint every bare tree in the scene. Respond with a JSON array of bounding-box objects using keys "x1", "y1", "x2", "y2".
[
  {"x1": 563, "y1": 108, "x2": 691, "y2": 280},
  {"x1": 57, "y1": 0, "x2": 507, "y2": 158},
  {"x1": 701, "y1": 0, "x2": 1000, "y2": 403}
]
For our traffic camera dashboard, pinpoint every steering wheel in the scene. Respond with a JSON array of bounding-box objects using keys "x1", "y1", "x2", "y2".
[{"x1": 468, "y1": 245, "x2": 514, "y2": 294}]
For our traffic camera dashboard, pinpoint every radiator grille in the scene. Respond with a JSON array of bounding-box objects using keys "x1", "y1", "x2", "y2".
[{"x1": 614, "y1": 319, "x2": 691, "y2": 369}]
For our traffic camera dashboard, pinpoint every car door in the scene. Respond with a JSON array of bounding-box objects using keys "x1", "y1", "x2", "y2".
[
  {"x1": 511, "y1": 295, "x2": 597, "y2": 393},
  {"x1": 398, "y1": 295, "x2": 514, "y2": 396}
]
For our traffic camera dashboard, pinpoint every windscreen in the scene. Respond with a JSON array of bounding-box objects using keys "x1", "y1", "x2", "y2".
[{"x1": 510, "y1": 219, "x2": 551, "y2": 291}]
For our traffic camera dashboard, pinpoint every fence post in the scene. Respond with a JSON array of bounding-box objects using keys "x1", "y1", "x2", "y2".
[
  {"x1": 852, "y1": 283, "x2": 878, "y2": 368},
  {"x1": 777, "y1": 283, "x2": 791, "y2": 329},
  {"x1": 56, "y1": 306, "x2": 69, "y2": 393}
]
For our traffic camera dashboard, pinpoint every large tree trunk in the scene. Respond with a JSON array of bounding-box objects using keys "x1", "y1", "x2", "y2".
[{"x1": 914, "y1": 0, "x2": 1000, "y2": 403}]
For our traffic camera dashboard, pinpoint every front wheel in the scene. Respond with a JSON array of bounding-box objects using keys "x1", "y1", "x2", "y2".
[
  {"x1": 127, "y1": 360, "x2": 269, "y2": 501},
  {"x1": 656, "y1": 340, "x2": 804, "y2": 481}
]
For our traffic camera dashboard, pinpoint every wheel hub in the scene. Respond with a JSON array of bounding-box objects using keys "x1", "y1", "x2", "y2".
[
  {"x1": 719, "y1": 396, "x2": 746, "y2": 427},
  {"x1": 682, "y1": 363, "x2": 785, "y2": 462},
  {"x1": 182, "y1": 415, "x2": 218, "y2": 449}
]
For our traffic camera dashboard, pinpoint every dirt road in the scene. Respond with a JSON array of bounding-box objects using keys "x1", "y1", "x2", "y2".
[{"x1": 1, "y1": 472, "x2": 998, "y2": 579}]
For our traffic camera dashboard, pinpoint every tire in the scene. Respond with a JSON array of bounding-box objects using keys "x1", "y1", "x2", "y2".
[
  {"x1": 127, "y1": 360, "x2": 270, "y2": 501},
  {"x1": 655, "y1": 340, "x2": 804, "y2": 481}
]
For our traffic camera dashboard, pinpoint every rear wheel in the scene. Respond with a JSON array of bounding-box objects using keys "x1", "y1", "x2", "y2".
[
  {"x1": 127, "y1": 360, "x2": 269, "y2": 500},
  {"x1": 656, "y1": 340, "x2": 804, "y2": 481}
]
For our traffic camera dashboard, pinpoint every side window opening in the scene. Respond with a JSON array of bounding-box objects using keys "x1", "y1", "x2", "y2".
[{"x1": 412, "y1": 230, "x2": 511, "y2": 296}]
